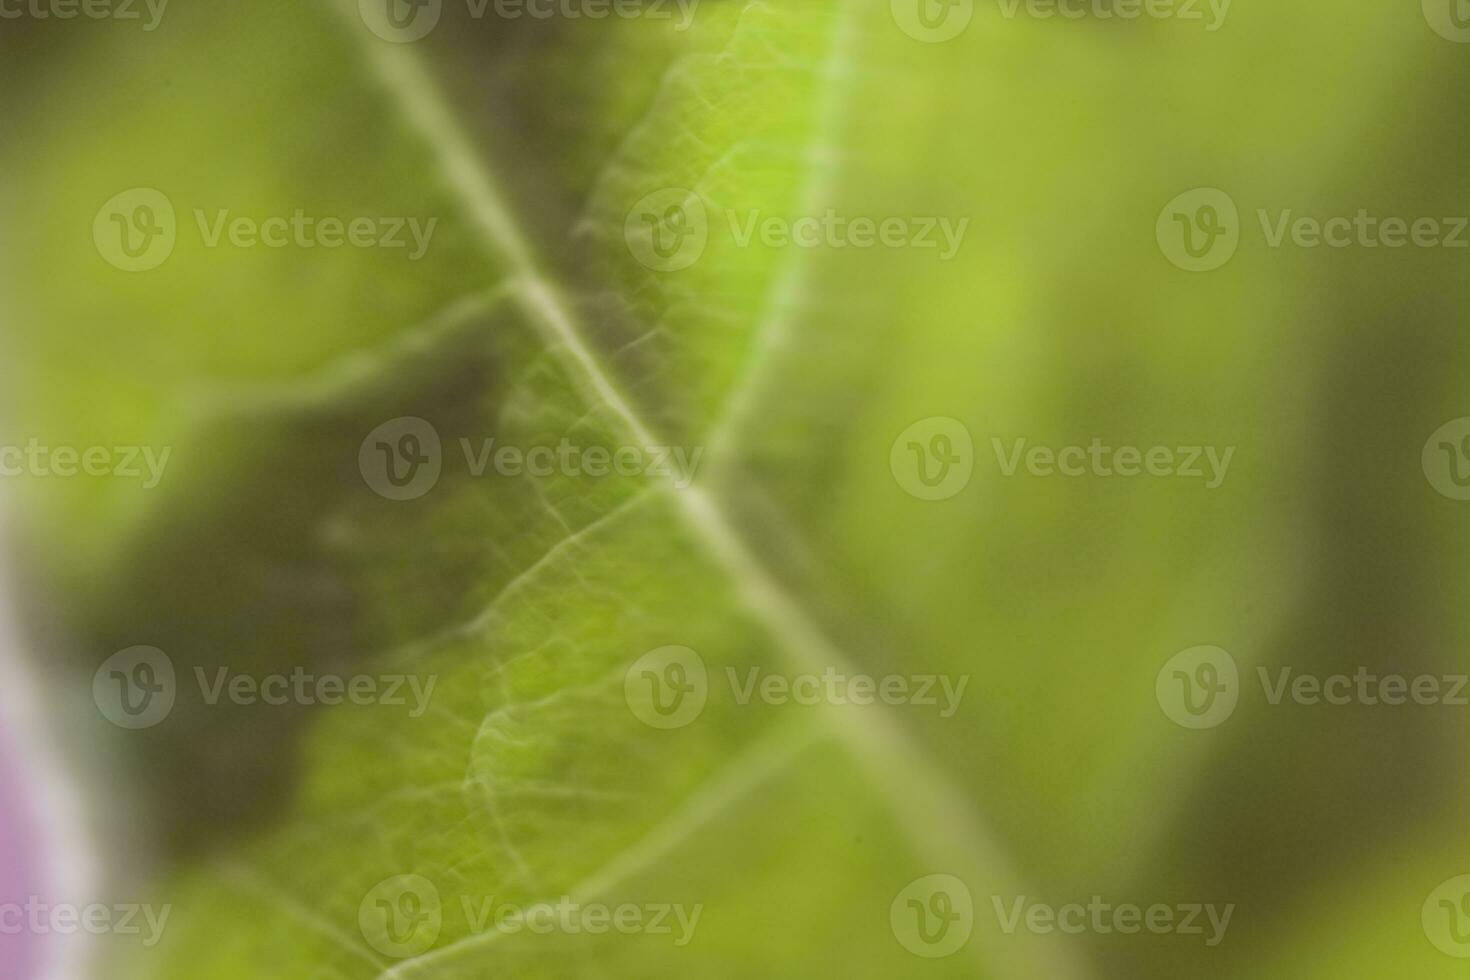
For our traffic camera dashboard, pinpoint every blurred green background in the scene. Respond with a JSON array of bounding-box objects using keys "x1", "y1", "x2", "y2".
[{"x1": 3, "y1": 0, "x2": 1470, "y2": 977}]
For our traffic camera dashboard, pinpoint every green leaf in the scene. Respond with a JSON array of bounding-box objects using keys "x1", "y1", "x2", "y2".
[{"x1": 6, "y1": 0, "x2": 1470, "y2": 978}]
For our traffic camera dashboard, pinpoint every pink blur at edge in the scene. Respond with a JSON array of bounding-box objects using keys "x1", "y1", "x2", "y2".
[{"x1": 0, "y1": 711, "x2": 45, "y2": 980}]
